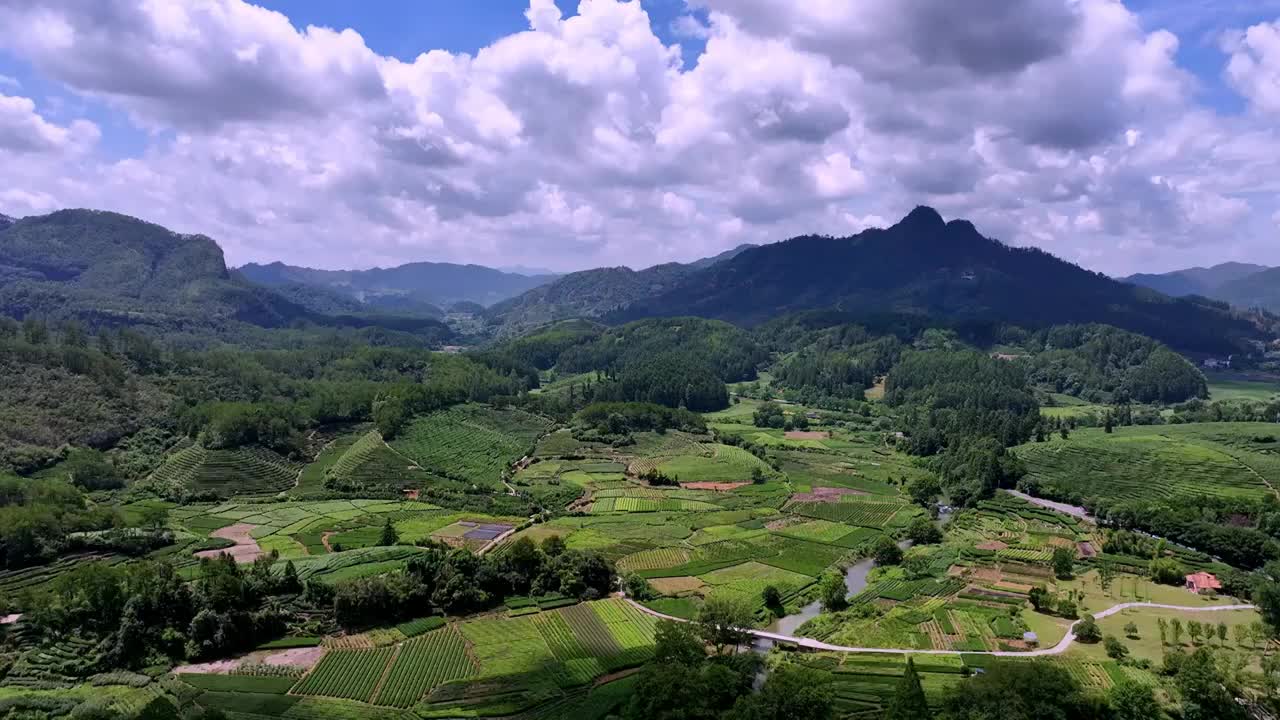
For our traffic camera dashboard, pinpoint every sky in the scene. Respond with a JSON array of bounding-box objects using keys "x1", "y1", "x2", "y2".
[{"x1": 1, "y1": 1, "x2": 1279, "y2": 276}]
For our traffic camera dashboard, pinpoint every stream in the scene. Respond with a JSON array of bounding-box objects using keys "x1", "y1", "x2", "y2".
[{"x1": 756, "y1": 508, "x2": 953, "y2": 648}]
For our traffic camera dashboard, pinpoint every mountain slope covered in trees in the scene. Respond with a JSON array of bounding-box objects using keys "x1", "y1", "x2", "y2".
[
  {"x1": 0, "y1": 209, "x2": 453, "y2": 345},
  {"x1": 617, "y1": 207, "x2": 1260, "y2": 353}
]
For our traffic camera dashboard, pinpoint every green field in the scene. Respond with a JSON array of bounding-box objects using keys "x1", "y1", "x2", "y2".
[
  {"x1": 391, "y1": 404, "x2": 553, "y2": 488},
  {"x1": 294, "y1": 648, "x2": 394, "y2": 702},
  {"x1": 324, "y1": 430, "x2": 439, "y2": 494},
  {"x1": 1206, "y1": 373, "x2": 1280, "y2": 402},
  {"x1": 1014, "y1": 423, "x2": 1280, "y2": 504},
  {"x1": 373, "y1": 628, "x2": 475, "y2": 707},
  {"x1": 146, "y1": 444, "x2": 302, "y2": 499}
]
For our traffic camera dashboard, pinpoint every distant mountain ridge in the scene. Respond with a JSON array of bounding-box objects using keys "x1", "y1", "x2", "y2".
[
  {"x1": 237, "y1": 260, "x2": 557, "y2": 313},
  {"x1": 599, "y1": 207, "x2": 1260, "y2": 353},
  {"x1": 1122, "y1": 262, "x2": 1271, "y2": 299},
  {"x1": 0, "y1": 209, "x2": 451, "y2": 342}
]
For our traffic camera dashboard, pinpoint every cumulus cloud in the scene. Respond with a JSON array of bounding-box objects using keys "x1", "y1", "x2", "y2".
[
  {"x1": 1223, "y1": 19, "x2": 1280, "y2": 113},
  {"x1": 0, "y1": 92, "x2": 97, "y2": 154},
  {"x1": 0, "y1": 0, "x2": 1275, "y2": 275}
]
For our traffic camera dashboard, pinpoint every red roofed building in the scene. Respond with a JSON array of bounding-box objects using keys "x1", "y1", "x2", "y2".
[{"x1": 1185, "y1": 572, "x2": 1222, "y2": 593}]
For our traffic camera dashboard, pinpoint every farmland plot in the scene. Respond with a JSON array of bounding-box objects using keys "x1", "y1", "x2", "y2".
[
  {"x1": 373, "y1": 628, "x2": 475, "y2": 708},
  {"x1": 293, "y1": 648, "x2": 393, "y2": 702}
]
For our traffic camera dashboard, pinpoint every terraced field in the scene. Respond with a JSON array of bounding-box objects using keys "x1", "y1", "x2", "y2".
[
  {"x1": 147, "y1": 444, "x2": 302, "y2": 498},
  {"x1": 391, "y1": 405, "x2": 553, "y2": 488},
  {"x1": 324, "y1": 431, "x2": 438, "y2": 494},
  {"x1": 292, "y1": 648, "x2": 394, "y2": 702},
  {"x1": 373, "y1": 628, "x2": 475, "y2": 707},
  {"x1": 1014, "y1": 424, "x2": 1279, "y2": 504}
]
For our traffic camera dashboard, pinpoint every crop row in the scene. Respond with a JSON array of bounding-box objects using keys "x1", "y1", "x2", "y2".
[
  {"x1": 373, "y1": 629, "x2": 475, "y2": 707},
  {"x1": 293, "y1": 648, "x2": 393, "y2": 702}
]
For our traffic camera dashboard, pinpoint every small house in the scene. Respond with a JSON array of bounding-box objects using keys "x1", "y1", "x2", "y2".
[
  {"x1": 1185, "y1": 571, "x2": 1222, "y2": 593},
  {"x1": 1022, "y1": 631, "x2": 1038, "y2": 646}
]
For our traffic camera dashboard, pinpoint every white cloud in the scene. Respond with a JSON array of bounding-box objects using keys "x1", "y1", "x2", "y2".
[
  {"x1": 0, "y1": 0, "x2": 1275, "y2": 276},
  {"x1": 1223, "y1": 19, "x2": 1280, "y2": 113},
  {"x1": 0, "y1": 92, "x2": 97, "y2": 153}
]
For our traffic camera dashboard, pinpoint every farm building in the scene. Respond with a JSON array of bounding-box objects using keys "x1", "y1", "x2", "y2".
[{"x1": 1185, "y1": 572, "x2": 1222, "y2": 593}]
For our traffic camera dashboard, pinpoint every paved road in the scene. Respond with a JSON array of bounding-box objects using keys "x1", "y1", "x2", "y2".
[
  {"x1": 626, "y1": 599, "x2": 1255, "y2": 657},
  {"x1": 1005, "y1": 490, "x2": 1095, "y2": 523}
]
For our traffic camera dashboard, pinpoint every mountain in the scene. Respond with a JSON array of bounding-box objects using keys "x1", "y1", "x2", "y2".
[
  {"x1": 609, "y1": 207, "x2": 1261, "y2": 354},
  {"x1": 237, "y1": 260, "x2": 557, "y2": 313},
  {"x1": 485, "y1": 263, "x2": 691, "y2": 338},
  {"x1": 0, "y1": 209, "x2": 451, "y2": 343},
  {"x1": 1212, "y1": 267, "x2": 1280, "y2": 313},
  {"x1": 687, "y1": 243, "x2": 758, "y2": 270},
  {"x1": 1122, "y1": 262, "x2": 1271, "y2": 299},
  {"x1": 0, "y1": 214, "x2": 13, "y2": 231}
]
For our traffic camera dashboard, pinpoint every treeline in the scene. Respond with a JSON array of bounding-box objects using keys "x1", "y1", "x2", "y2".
[
  {"x1": 574, "y1": 402, "x2": 706, "y2": 438},
  {"x1": 29, "y1": 553, "x2": 302, "y2": 666},
  {"x1": 2, "y1": 310, "x2": 524, "y2": 474},
  {"x1": 479, "y1": 318, "x2": 766, "y2": 413},
  {"x1": 330, "y1": 536, "x2": 613, "y2": 628},
  {"x1": 1077, "y1": 494, "x2": 1280, "y2": 570},
  {"x1": 1022, "y1": 324, "x2": 1208, "y2": 404},
  {"x1": 0, "y1": 475, "x2": 121, "y2": 570}
]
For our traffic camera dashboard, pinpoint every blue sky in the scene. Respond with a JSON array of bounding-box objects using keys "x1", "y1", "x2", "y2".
[{"x1": 2, "y1": 1, "x2": 1279, "y2": 274}]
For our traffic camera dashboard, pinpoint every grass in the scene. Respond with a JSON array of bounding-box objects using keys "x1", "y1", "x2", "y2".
[
  {"x1": 1067, "y1": 607, "x2": 1263, "y2": 664},
  {"x1": 1206, "y1": 373, "x2": 1280, "y2": 402},
  {"x1": 656, "y1": 444, "x2": 773, "y2": 484},
  {"x1": 1013, "y1": 424, "x2": 1279, "y2": 504}
]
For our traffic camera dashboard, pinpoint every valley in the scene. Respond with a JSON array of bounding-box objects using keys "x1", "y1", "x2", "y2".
[{"x1": 2, "y1": 207, "x2": 1280, "y2": 720}]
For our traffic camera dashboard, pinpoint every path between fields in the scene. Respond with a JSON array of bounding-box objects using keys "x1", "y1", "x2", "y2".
[{"x1": 624, "y1": 599, "x2": 1255, "y2": 657}]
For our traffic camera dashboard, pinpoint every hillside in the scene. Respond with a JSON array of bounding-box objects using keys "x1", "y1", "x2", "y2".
[
  {"x1": 484, "y1": 263, "x2": 692, "y2": 337},
  {"x1": 0, "y1": 209, "x2": 453, "y2": 343},
  {"x1": 1211, "y1": 266, "x2": 1280, "y2": 313},
  {"x1": 1122, "y1": 262, "x2": 1272, "y2": 301},
  {"x1": 238, "y1": 259, "x2": 556, "y2": 312},
  {"x1": 616, "y1": 207, "x2": 1260, "y2": 354}
]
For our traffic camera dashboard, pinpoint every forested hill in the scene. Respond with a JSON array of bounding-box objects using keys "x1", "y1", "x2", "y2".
[
  {"x1": 617, "y1": 207, "x2": 1260, "y2": 354},
  {"x1": 0, "y1": 209, "x2": 452, "y2": 344},
  {"x1": 238, "y1": 259, "x2": 557, "y2": 311},
  {"x1": 484, "y1": 263, "x2": 693, "y2": 338},
  {"x1": 1122, "y1": 262, "x2": 1270, "y2": 299}
]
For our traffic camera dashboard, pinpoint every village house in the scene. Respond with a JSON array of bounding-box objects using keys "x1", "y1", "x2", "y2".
[{"x1": 1185, "y1": 571, "x2": 1222, "y2": 593}]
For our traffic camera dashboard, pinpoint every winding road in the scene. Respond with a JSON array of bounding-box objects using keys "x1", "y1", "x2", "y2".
[{"x1": 626, "y1": 599, "x2": 1256, "y2": 657}]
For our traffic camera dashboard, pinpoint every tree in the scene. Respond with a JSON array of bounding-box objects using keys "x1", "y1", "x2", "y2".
[
  {"x1": 1104, "y1": 635, "x2": 1129, "y2": 659},
  {"x1": 1170, "y1": 618, "x2": 1183, "y2": 646},
  {"x1": 1157, "y1": 617, "x2": 1168, "y2": 646},
  {"x1": 541, "y1": 534, "x2": 567, "y2": 557},
  {"x1": 1109, "y1": 680, "x2": 1162, "y2": 720},
  {"x1": 1028, "y1": 586, "x2": 1051, "y2": 613},
  {"x1": 1098, "y1": 557, "x2": 1116, "y2": 591},
  {"x1": 1104, "y1": 413, "x2": 1114, "y2": 433},
  {"x1": 939, "y1": 660, "x2": 1094, "y2": 720},
  {"x1": 697, "y1": 596, "x2": 752, "y2": 655},
  {"x1": 652, "y1": 620, "x2": 706, "y2": 666},
  {"x1": 1232, "y1": 623, "x2": 1248, "y2": 647},
  {"x1": 906, "y1": 517, "x2": 942, "y2": 545},
  {"x1": 378, "y1": 518, "x2": 399, "y2": 547},
  {"x1": 1187, "y1": 620, "x2": 1202, "y2": 645},
  {"x1": 728, "y1": 665, "x2": 834, "y2": 720},
  {"x1": 1175, "y1": 647, "x2": 1247, "y2": 720},
  {"x1": 1051, "y1": 547, "x2": 1074, "y2": 580},
  {"x1": 906, "y1": 475, "x2": 940, "y2": 507},
  {"x1": 1057, "y1": 597, "x2": 1078, "y2": 619},
  {"x1": 1124, "y1": 621, "x2": 1139, "y2": 639},
  {"x1": 1215, "y1": 622, "x2": 1228, "y2": 645},
  {"x1": 873, "y1": 536, "x2": 903, "y2": 566},
  {"x1": 818, "y1": 572, "x2": 847, "y2": 612},
  {"x1": 1149, "y1": 557, "x2": 1185, "y2": 585},
  {"x1": 1059, "y1": 427, "x2": 1069, "y2": 440},
  {"x1": 1254, "y1": 561, "x2": 1280, "y2": 635},
  {"x1": 762, "y1": 585, "x2": 782, "y2": 614},
  {"x1": 884, "y1": 658, "x2": 930, "y2": 720},
  {"x1": 1075, "y1": 615, "x2": 1102, "y2": 643}
]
